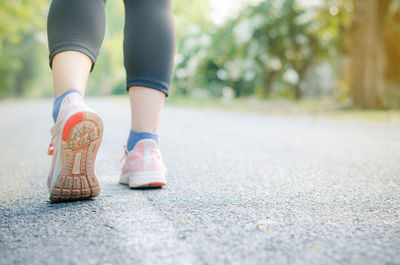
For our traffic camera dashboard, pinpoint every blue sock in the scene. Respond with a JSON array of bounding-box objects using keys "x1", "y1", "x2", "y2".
[
  {"x1": 127, "y1": 129, "x2": 159, "y2": 152},
  {"x1": 52, "y1": 89, "x2": 82, "y2": 123}
]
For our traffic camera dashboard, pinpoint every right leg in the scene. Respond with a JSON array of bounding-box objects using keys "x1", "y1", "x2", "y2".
[{"x1": 46, "y1": 0, "x2": 105, "y2": 202}]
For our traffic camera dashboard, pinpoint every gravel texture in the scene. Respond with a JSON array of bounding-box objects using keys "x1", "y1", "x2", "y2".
[{"x1": 0, "y1": 98, "x2": 399, "y2": 265}]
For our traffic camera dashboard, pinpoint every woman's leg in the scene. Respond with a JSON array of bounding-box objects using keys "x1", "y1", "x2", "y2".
[
  {"x1": 48, "y1": 0, "x2": 106, "y2": 98},
  {"x1": 120, "y1": 0, "x2": 175, "y2": 188},
  {"x1": 123, "y1": 0, "x2": 175, "y2": 136},
  {"x1": 52, "y1": 51, "x2": 92, "y2": 97},
  {"x1": 129, "y1": 86, "x2": 165, "y2": 133},
  {"x1": 46, "y1": 0, "x2": 106, "y2": 201}
]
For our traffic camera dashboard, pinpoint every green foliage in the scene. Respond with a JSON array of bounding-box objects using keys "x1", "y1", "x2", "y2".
[
  {"x1": 0, "y1": 0, "x2": 48, "y2": 98},
  {"x1": 173, "y1": 0, "x2": 353, "y2": 100},
  {"x1": 0, "y1": 0, "x2": 398, "y2": 109},
  {"x1": 88, "y1": 1, "x2": 125, "y2": 96}
]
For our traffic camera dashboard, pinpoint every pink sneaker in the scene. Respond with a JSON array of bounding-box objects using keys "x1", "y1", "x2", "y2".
[
  {"x1": 120, "y1": 139, "x2": 167, "y2": 188},
  {"x1": 47, "y1": 92, "x2": 103, "y2": 202}
]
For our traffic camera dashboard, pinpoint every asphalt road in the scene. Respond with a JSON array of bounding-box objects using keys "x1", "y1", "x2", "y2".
[{"x1": 0, "y1": 98, "x2": 399, "y2": 265}]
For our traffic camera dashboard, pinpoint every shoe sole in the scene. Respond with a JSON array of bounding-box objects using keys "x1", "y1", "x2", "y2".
[
  {"x1": 128, "y1": 172, "x2": 166, "y2": 188},
  {"x1": 135, "y1": 182, "x2": 166, "y2": 188},
  {"x1": 50, "y1": 111, "x2": 103, "y2": 202}
]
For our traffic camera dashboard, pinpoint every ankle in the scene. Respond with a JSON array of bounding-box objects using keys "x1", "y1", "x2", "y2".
[
  {"x1": 52, "y1": 89, "x2": 82, "y2": 122},
  {"x1": 127, "y1": 129, "x2": 159, "y2": 152}
]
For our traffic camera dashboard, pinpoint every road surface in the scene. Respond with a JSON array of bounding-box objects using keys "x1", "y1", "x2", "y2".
[{"x1": 0, "y1": 98, "x2": 399, "y2": 265}]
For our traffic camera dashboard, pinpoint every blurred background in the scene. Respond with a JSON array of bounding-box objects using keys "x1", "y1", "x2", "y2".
[{"x1": 1, "y1": 0, "x2": 400, "y2": 110}]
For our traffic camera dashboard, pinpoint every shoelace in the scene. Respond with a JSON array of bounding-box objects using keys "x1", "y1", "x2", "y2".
[
  {"x1": 47, "y1": 142, "x2": 54, "y2": 156},
  {"x1": 119, "y1": 144, "x2": 128, "y2": 162}
]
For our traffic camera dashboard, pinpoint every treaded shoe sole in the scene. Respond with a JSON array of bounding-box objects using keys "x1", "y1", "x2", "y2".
[{"x1": 50, "y1": 111, "x2": 103, "y2": 202}]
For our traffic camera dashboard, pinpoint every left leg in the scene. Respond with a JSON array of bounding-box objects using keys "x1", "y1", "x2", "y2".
[
  {"x1": 129, "y1": 86, "x2": 165, "y2": 133},
  {"x1": 120, "y1": 0, "x2": 175, "y2": 188},
  {"x1": 124, "y1": 0, "x2": 175, "y2": 133}
]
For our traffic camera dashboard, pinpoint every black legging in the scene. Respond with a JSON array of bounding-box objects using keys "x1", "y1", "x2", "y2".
[{"x1": 47, "y1": 0, "x2": 175, "y2": 96}]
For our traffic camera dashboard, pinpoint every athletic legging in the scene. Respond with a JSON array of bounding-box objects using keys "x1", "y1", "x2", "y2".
[{"x1": 47, "y1": 0, "x2": 175, "y2": 96}]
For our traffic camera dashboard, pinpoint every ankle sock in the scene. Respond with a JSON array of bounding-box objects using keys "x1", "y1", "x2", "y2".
[
  {"x1": 52, "y1": 89, "x2": 82, "y2": 123},
  {"x1": 127, "y1": 129, "x2": 159, "y2": 152}
]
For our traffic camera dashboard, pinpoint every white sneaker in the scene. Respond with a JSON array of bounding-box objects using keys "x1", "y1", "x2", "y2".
[
  {"x1": 120, "y1": 139, "x2": 167, "y2": 188},
  {"x1": 47, "y1": 92, "x2": 103, "y2": 202}
]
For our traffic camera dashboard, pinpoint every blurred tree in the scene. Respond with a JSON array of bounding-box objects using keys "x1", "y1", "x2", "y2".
[
  {"x1": 351, "y1": 0, "x2": 391, "y2": 109},
  {"x1": 171, "y1": 0, "x2": 212, "y2": 96},
  {"x1": 0, "y1": 0, "x2": 47, "y2": 98},
  {"x1": 188, "y1": 0, "x2": 349, "y2": 100},
  {"x1": 383, "y1": 0, "x2": 400, "y2": 107},
  {"x1": 89, "y1": 1, "x2": 125, "y2": 96}
]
